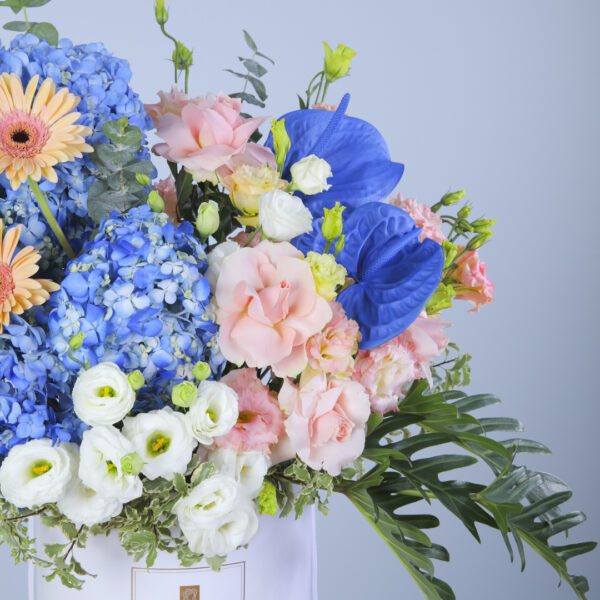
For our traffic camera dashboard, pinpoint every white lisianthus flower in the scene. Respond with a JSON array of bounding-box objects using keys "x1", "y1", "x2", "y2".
[
  {"x1": 122, "y1": 407, "x2": 197, "y2": 481},
  {"x1": 289, "y1": 155, "x2": 332, "y2": 195},
  {"x1": 58, "y1": 478, "x2": 123, "y2": 527},
  {"x1": 0, "y1": 439, "x2": 76, "y2": 509},
  {"x1": 209, "y1": 448, "x2": 270, "y2": 499},
  {"x1": 182, "y1": 501, "x2": 259, "y2": 558},
  {"x1": 259, "y1": 190, "x2": 313, "y2": 242},
  {"x1": 205, "y1": 240, "x2": 240, "y2": 289},
  {"x1": 186, "y1": 380, "x2": 239, "y2": 445},
  {"x1": 79, "y1": 426, "x2": 143, "y2": 503},
  {"x1": 173, "y1": 473, "x2": 258, "y2": 557},
  {"x1": 72, "y1": 362, "x2": 135, "y2": 426}
]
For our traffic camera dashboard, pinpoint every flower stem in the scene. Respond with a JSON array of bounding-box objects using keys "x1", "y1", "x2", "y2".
[{"x1": 28, "y1": 178, "x2": 75, "y2": 259}]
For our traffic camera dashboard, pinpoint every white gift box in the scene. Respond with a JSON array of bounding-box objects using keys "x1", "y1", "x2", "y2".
[{"x1": 28, "y1": 508, "x2": 317, "y2": 600}]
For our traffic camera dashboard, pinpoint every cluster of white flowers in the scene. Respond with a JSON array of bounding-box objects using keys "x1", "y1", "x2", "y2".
[{"x1": 0, "y1": 362, "x2": 268, "y2": 556}]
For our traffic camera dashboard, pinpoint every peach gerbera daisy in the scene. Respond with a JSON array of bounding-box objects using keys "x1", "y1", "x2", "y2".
[
  {"x1": 0, "y1": 219, "x2": 59, "y2": 331},
  {"x1": 0, "y1": 73, "x2": 93, "y2": 190}
]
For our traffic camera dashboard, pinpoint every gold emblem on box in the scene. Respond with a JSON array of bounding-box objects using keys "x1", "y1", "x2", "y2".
[{"x1": 180, "y1": 585, "x2": 200, "y2": 600}]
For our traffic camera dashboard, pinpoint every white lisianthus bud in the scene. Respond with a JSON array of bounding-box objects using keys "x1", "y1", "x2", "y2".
[
  {"x1": 58, "y1": 478, "x2": 123, "y2": 527},
  {"x1": 209, "y1": 448, "x2": 270, "y2": 499},
  {"x1": 205, "y1": 240, "x2": 240, "y2": 289},
  {"x1": 0, "y1": 439, "x2": 77, "y2": 509},
  {"x1": 122, "y1": 407, "x2": 197, "y2": 481},
  {"x1": 79, "y1": 426, "x2": 143, "y2": 504},
  {"x1": 173, "y1": 473, "x2": 258, "y2": 557},
  {"x1": 259, "y1": 190, "x2": 313, "y2": 242},
  {"x1": 72, "y1": 362, "x2": 135, "y2": 426},
  {"x1": 290, "y1": 155, "x2": 332, "y2": 195},
  {"x1": 196, "y1": 200, "x2": 220, "y2": 237},
  {"x1": 186, "y1": 380, "x2": 239, "y2": 445}
]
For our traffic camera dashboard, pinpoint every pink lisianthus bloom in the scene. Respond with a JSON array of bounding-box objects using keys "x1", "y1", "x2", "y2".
[
  {"x1": 151, "y1": 92, "x2": 275, "y2": 181},
  {"x1": 389, "y1": 194, "x2": 446, "y2": 244},
  {"x1": 214, "y1": 241, "x2": 332, "y2": 377},
  {"x1": 306, "y1": 302, "x2": 360, "y2": 377},
  {"x1": 214, "y1": 368, "x2": 284, "y2": 454},
  {"x1": 452, "y1": 249, "x2": 494, "y2": 311},
  {"x1": 279, "y1": 369, "x2": 370, "y2": 476},
  {"x1": 145, "y1": 86, "x2": 191, "y2": 126},
  {"x1": 155, "y1": 176, "x2": 178, "y2": 224},
  {"x1": 353, "y1": 314, "x2": 448, "y2": 414}
]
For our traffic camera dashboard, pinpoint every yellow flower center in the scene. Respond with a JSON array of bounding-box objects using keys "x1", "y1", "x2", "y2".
[
  {"x1": 97, "y1": 386, "x2": 117, "y2": 398},
  {"x1": 31, "y1": 460, "x2": 52, "y2": 478},
  {"x1": 147, "y1": 432, "x2": 171, "y2": 456}
]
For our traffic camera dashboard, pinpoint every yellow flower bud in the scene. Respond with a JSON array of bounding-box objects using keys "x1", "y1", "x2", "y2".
[
  {"x1": 195, "y1": 201, "x2": 220, "y2": 237},
  {"x1": 270, "y1": 118, "x2": 291, "y2": 173},
  {"x1": 321, "y1": 201, "x2": 345, "y2": 242},
  {"x1": 323, "y1": 42, "x2": 357, "y2": 83},
  {"x1": 258, "y1": 480, "x2": 278, "y2": 516},
  {"x1": 154, "y1": 0, "x2": 168, "y2": 25},
  {"x1": 148, "y1": 190, "x2": 165, "y2": 213},
  {"x1": 306, "y1": 251, "x2": 347, "y2": 301}
]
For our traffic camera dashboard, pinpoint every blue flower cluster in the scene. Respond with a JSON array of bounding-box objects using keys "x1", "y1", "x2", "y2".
[
  {"x1": 0, "y1": 316, "x2": 82, "y2": 457},
  {"x1": 48, "y1": 206, "x2": 223, "y2": 408},
  {"x1": 0, "y1": 33, "x2": 153, "y2": 275}
]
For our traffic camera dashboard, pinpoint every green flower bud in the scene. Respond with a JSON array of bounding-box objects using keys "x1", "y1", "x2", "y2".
[
  {"x1": 334, "y1": 234, "x2": 346, "y2": 256},
  {"x1": 321, "y1": 201, "x2": 345, "y2": 242},
  {"x1": 148, "y1": 190, "x2": 165, "y2": 213},
  {"x1": 270, "y1": 118, "x2": 291, "y2": 173},
  {"x1": 121, "y1": 452, "x2": 144, "y2": 476},
  {"x1": 470, "y1": 218, "x2": 496, "y2": 233},
  {"x1": 426, "y1": 283, "x2": 456, "y2": 315},
  {"x1": 258, "y1": 480, "x2": 278, "y2": 516},
  {"x1": 466, "y1": 231, "x2": 493, "y2": 250},
  {"x1": 457, "y1": 204, "x2": 472, "y2": 219},
  {"x1": 136, "y1": 173, "x2": 151, "y2": 187},
  {"x1": 456, "y1": 219, "x2": 474, "y2": 233},
  {"x1": 442, "y1": 240, "x2": 458, "y2": 269},
  {"x1": 195, "y1": 200, "x2": 220, "y2": 237},
  {"x1": 323, "y1": 42, "x2": 357, "y2": 83},
  {"x1": 192, "y1": 361, "x2": 211, "y2": 381},
  {"x1": 441, "y1": 190, "x2": 465, "y2": 206},
  {"x1": 154, "y1": 0, "x2": 168, "y2": 25},
  {"x1": 127, "y1": 370, "x2": 145, "y2": 392},
  {"x1": 172, "y1": 41, "x2": 193, "y2": 70},
  {"x1": 68, "y1": 332, "x2": 84, "y2": 351},
  {"x1": 172, "y1": 381, "x2": 197, "y2": 408}
]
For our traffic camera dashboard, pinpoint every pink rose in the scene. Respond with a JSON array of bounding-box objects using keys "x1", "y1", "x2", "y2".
[
  {"x1": 354, "y1": 315, "x2": 448, "y2": 414},
  {"x1": 145, "y1": 86, "x2": 191, "y2": 127},
  {"x1": 389, "y1": 195, "x2": 446, "y2": 244},
  {"x1": 452, "y1": 249, "x2": 494, "y2": 311},
  {"x1": 155, "y1": 176, "x2": 178, "y2": 224},
  {"x1": 306, "y1": 302, "x2": 360, "y2": 377},
  {"x1": 214, "y1": 368, "x2": 284, "y2": 454},
  {"x1": 151, "y1": 92, "x2": 274, "y2": 179},
  {"x1": 279, "y1": 370, "x2": 370, "y2": 476},
  {"x1": 214, "y1": 241, "x2": 332, "y2": 377}
]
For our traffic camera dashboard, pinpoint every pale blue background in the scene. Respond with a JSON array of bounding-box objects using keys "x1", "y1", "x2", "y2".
[{"x1": 1, "y1": 0, "x2": 599, "y2": 598}]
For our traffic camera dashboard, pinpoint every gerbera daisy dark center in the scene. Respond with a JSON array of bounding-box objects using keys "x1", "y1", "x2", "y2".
[{"x1": 11, "y1": 129, "x2": 30, "y2": 144}]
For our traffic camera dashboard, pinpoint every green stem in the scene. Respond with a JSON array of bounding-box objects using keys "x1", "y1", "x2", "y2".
[
  {"x1": 28, "y1": 178, "x2": 75, "y2": 259},
  {"x1": 22, "y1": 7, "x2": 30, "y2": 30},
  {"x1": 315, "y1": 72, "x2": 325, "y2": 105},
  {"x1": 184, "y1": 67, "x2": 190, "y2": 94},
  {"x1": 320, "y1": 80, "x2": 330, "y2": 104}
]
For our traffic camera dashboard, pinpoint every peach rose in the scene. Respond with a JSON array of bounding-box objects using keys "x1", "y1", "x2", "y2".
[
  {"x1": 452, "y1": 249, "x2": 494, "y2": 311},
  {"x1": 214, "y1": 368, "x2": 284, "y2": 454},
  {"x1": 155, "y1": 176, "x2": 178, "y2": 224},
  {"x1": 145, "y1": 86, "x2": 192, "y2": 126},
  {"x1": 306, "y1": 302, "x2": 360, "y2": 377},
  {"x1": 152, "y1": 92, "x2": 274, "y2": 181},
  {"x1": 279, "y1": 370, "x2": 370, "y2": 476},
  {"x1": 214, "y1": 241, "x2": 332, "y2": 377}
]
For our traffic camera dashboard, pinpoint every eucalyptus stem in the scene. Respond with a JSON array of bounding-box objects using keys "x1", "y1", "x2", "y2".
[{"x1": 28, "y1": 178, "x2": 75, "y2": 259}]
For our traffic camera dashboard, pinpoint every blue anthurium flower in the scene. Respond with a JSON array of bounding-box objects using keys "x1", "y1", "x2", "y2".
[
  {"x1": 294, "y1": 202, "x2": 444, "y2": 349},
  {"x1": 265, "y1": 94, "x2": 404, "y2": 215}
]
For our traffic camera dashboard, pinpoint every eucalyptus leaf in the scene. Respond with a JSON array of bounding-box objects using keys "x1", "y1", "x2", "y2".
[
  {"x1": 30, "y1": 22, "x2": 58, "y2": 45},
  {"x1": 243, "y1": 29, "x2": 257, "y2": 52}
]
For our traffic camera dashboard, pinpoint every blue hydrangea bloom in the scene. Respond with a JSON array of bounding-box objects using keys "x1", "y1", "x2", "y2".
[
  {"x1": 294, "y1": 202, "x2": 444, "y2": 349},
  {"x1": 265, "y1": 94, "x2": 404, "y2": 215},
  {"x1": 0, "y1": 33, "x2": 153, "y2": 275},
  {"x1": 48, "y1": 206, "x2": 224, "y2": 408},
  {"x1": 0, "y1": 315, "x2": 78, "y2": 457}
]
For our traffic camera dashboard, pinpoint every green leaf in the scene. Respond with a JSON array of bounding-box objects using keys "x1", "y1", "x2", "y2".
[
  {"x1": 243, "y1": 29, "x2": 257, "y2": 52},
  {"x1": 240, "y1": 57, "x2": 267, "y2": 77},
  {"x1": 3, "y1": 20, "x2": 27, "y2": 31},
  {"x1": 30, "y1": 22, "x2": 58, "y2": 45},
  {"x1": 255, "y1": 50, "x2": 275, "y2": 65},
  {"x1": 173, "y1": 473, "x2": 188, "y2": 495},
  {"x1": 229, "y1": 91, "x2": 265, "y2": 108}
]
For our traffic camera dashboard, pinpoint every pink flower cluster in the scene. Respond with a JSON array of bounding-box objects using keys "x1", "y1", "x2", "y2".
[
  {"x1": 389, "y1": 194, "x2": 446, "y2": 244},
  {"x1": 215, "y1": 368, "x2": 284, "y2": 454},
  {"x1": 452, "y1": 249, "x2": 494, "y2": 311},
  {"x1": 146, "y1": 88, "x2": 275, "y2": 180},
  {"x1": 354, "y1": 315, "x2": 449, "y2": 414}
]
